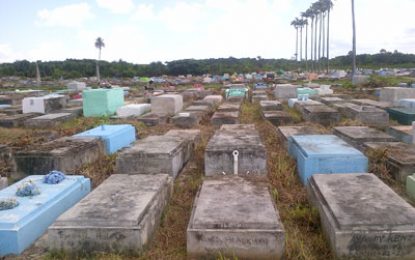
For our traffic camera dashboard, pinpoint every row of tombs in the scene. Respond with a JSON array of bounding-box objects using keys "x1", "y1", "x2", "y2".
[{"x1": 2, "y1": 83, "x2": 415, "y2": 258}]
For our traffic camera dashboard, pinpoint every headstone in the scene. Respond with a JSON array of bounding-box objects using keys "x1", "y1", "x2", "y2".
[
  {"x1": 290, "y1": 135, "x2": 368, "y2": 184},
  {"x1": 116, "y1": 104, "x2": 151, "y2": 118},
  {"x1": 334, "y1": 126, "x2": 396, "y2": 151},
  {"x1": 205, "y1": 124, "x2": 266, "y2": 176},
  {"x1": 302, "y1": 105, "x2": 340, "y2": 126},
  {"x1": 274, "y1": 84, "x2": 298, "y2": 100},
  {"x1": 115, "y1": 135, "x2": 187, "y2": 178},
  {"x1": 13, "y1": 136, "x2": 104, "y2": 179},
  {"x1": 307, "y1": 173, "x2": 415, "y2": 259},
  {"x1": 83, "y1": 88, "x2": 124, "y2": 117},
  {"x1": 387, "y1": 107, "x2": 415, "y2": 125},
  {"x1": 211, "y1": 111, "x2": 239, "y2": 126},
  {"x1": 262, "y1": 111, "x2": 292, "y2": 126},
  {"x1": 388, "y1": 125, "x2": 413, "y2": 144},
  {"x1": 0, "y1": 113, "x2": 40, "y2": 128},
  {"x1": 24, "y1": 113, "x2": 75, "y2": 128},
  {"x1": 187, "y1": 177, "x2": 285, "y2": 259},
  {"x1": 22, "y1": 94, "x2": 67, "y2": 114},
  {"x1": 380, "y1": 87, "x2": 415, "y2": 105},
  {"x1": 151, "y1": 94, "x2": 183, "y2": 116},
  {"x1": 75, "y1": 124, "x2": 136, "y2": 154},
  {"x1": 0, "y1": 175, "x2": 90, "y2": 256},
  {"x1": 259, "y1": 100, "x2": 283, "y2": 111},
  {"x1": 48, "y1": 174, "x2": 172, "y2": 254}
]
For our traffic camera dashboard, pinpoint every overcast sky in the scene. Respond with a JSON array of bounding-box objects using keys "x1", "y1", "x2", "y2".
[{"x1": 0, "y1": 0, "x2": 414, "y2": 64}]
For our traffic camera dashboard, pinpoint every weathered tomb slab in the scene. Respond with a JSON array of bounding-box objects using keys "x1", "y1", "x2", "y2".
[
  {"x1": 307, "y1": 173, "x2": 415, "y2": 259},
  {"x1": 252, "y1": 89, "x2": 267, "y2": 95},
  {"x1": 58, "y1": 106, "x2": 83, "y2": 117},
  {"x1": 185, "y1": 105, "x2": 211, "y2": 113},
  {"x1": 398, "y1": 99, "x2": 415, "y2": 110},
  {"x1": 22, "y1": 94, "x2": 67, "y2": 114},
  {"x1": 116, "y1": 104, "x2": 151, "y2": 118},
  {"x1": 217, "y1": 102, "x2": 241, "y2": 112},
  {"x1": 277, "y1": 125, "x2": 327, "y2": 156},
  {"x1": 0, "y1": 113, "x2": 40, "y2": 128},
  {"x1": 136, "y1": 113, "x2": 168, "y2": 126},
  {"x1": 115, "y1": 135, "x2": 187, "y2": 178},
  {"x1": 252, "y1": 94, "x2": 268, "y2": 102},
  {"x1": 151, "y1": 94, "x2": 183, "y2": 116},
  {"x1": 0, "y1": 175, "x2": 90, "y2": 256},
  {"x1": 0, "y1": 106, "x2": 22, "y2": 115},
  {"x1": 288, "y1": 98, "x2": 322, "y2": 109},
  {"x1": 259, "y1": 100, "x2": 283, "y2": 111},
  {"x1": 262, "y1": 111, "x2": 293, "y2": 126},
  {"x1": 187, "y1": 176, "x2": 285, "y2": 259},
  {"x1": 302, "y1": 105, "x2": 340, "y2": 126},
  {"x1": 24, "y1": 113, "x2": 76, "y2": 128},
  {"x1": 387, "y1": 107, "x2": 415, "y2": 125},
  {"x1": 380, "y1": 87, "x2": 415, "y2": 105},
  {"x1": 274, "y1": 84, "x2": 298, "y2": 100},
  {"x1": 165, "y1": 129, "x2": 201, "y2": 162},
  {"x1": 388, "y1": 125, "x2": 413, "y2": 144},
  {"x1": 191, "y1": 100, "x2": 215, "y2": 111},
  {"x1": 203, "y1": 95, "x2": 223, "y2": 106},
  {"x1": 320, "y1": 96, "x2": 347, "y2": 106},
  {"x1": 75, "y1": 124, "x2": 136, "y2": 154},
  {"x1": 172, "y1": 112, "x2": 201, "y2": 128},
  {"x1": 364, "y1": 142, "x2": 415, "y2": 182},
  {"x1": 340, "y1": 103, "x2": 389, "y2": 127},
  {"x1": 205, "y1": 124, "x2": 266, "y2": 176},
  {"x1": 48, "y1": 174, "x2": 172, "y2": 254},
  {"x1": 290, "y1": 135, "x2": 368, "y2": 184},
  {"x1": 211, "y1": 111, "x2": 240, "y2": 126},
  {"x1": 334, "y1": 126, "x2": 396, "y2": 151},
  {"x1": 13, "y1": 136, "x2": 104, "y2": 179},
  {"x1": 351, "y1": 98, "x2": 393, "y2": 109}
]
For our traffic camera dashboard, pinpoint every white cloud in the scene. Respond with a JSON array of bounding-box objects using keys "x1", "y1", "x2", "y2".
[
  {"x1": 96, "y1": 0, "x2": 134, "y2": 14},
  {"x1": 36, "y1": 3, "x2": 94, "y2": 28},
  {"x1": 0, "y1": 44, "x2": 24, "y2": 63},
  {"x1": 131, "y1": 4, "x2": 157, "y2": 21}
]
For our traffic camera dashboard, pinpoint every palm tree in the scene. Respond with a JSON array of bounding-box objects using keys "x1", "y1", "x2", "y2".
[
  {"x1": 311, "y1": 2, "x2": 320, "y2": 71},
  {"x1": 302, "y1": 10, "x2": 312, "y2": 71},
  {"x1": 308, "y1": 7, "x2": 316, "y2": 71},
  {"x1": 95, "y1": 37, "x2": 105, "y2": 82},
  {"x1": 291, "y1": 18, "x2": 301, "y2": 61},
  {"x1": 321, "y1": 0, "x2": 334, "y2": 74},
  {"x1": 351, "y1": 0, "x2": 357, "y2": 79},
  {"x1": 299, "y1": 18, "x2": 307, "y2": 62}
]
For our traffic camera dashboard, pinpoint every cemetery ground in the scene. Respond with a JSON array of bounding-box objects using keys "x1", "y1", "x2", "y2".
[{"x1": 2, "y1": 80, "x2": 415, "y2": 259}]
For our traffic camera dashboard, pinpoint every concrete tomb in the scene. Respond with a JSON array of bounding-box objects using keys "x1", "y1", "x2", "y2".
[
  {"x1": 83, "y1": 88, "x2": 124, "y2": 117},
  {"x1": 290, "y1": 135, "x2": 368, "y2": 184},
  {"x1": 75, "y1": 124, "x2": 136, "y2": 154},
  {"x1": 252, "y1": 95, "x2": 268, "y2": 102},
  {"x1": 262, "y1": 111, "x2": 292, "y2": 126},
  {"x1": 259, "y1": 100, "x2": 283, "y2": 111},
  {"x1": 387, "y1": 107, "x2": 415, "y2": 125},
  {"x1": 187, "y1": 176, "x2": 285, "y2": 259},
  {"x1": 165, "y1": 129, "x2": 201, "y2": 162},
  {"x1": 380, "y1": 87, "x2": 415, "y2": 105},
  {"x1": 0, "y1": 175, "x2": 90, "y2": 256},
  {"x1": 351, "y1": 99, "x2": 392, "y2": 109},
  {"x1": 274, "y1": 84, "x2": 298, "y2": 100},
  {"x1": 151, "y1": 94, "x2": 183, "y2": 116},
  {"x1": 116, "y1": 104, "x2": 151, "y2": 118},
  {"x1": 185, "y1": 105, "x2": 211, "y2": 113},
  {"x1": 340, "y1": 103, "x2": 389, "y2": 128},
  {"x1": 302, "y1": 105, "x2": 340, "y2": 126},
  {"x1": 172, "y1": 112, "x2": 201, "y2": 128},
  {"x1": 307, "y1": 173, "x2": 415, "y2": 259},
  {"x1": 388, "y1": 125, "x2": 413, "y2": 144},
  {"x1": 320, "y1": 97, "x2": 346, "y2": 106},
  {"x1": 24, "y1": 113, "x2": 75, "y2": 128},
  {"x1": 203, "y1": 95, "x2": 223, "y2": 106},
  {"x1": 277, "y1": 125, "x2": 327, "y2": 156},
  {"x1": 136, "y1": 113, "x2": 168, "y2": 126},
  {"x1": 334, "y1": 126, "x2": 396, "y2": 151},
  {"x1": 48, "y1": 174, "x2": 172, "y2": 254},
  {"x1": 211, "y1": 111, "x2": 240, "y2": 126},
  {"x1": 0, "y1": 113, "x2": 40, "y2": 128},
  {"x1": 14, "y1": 136, "x2": 104, "y2": 178},
  {"x1": 217, "y1": 102, "x2": 241, "y2": 112},
  {"x1": 58, "y1": 106, "x2": 83, "y2": 117},
  {"x1": 115, "y1": 135, "x2": 188, "y2": 178},
  {"x1": 398, "y1": 99, "x2": 415, "y2": 110},
  {"x1": 205, "y1": 124, "x2": 266, "y2": 176},
  {"x1": 22, "y1": 94, "x2": 67, "y2": 114}
]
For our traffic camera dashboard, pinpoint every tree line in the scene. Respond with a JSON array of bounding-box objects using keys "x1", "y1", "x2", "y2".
[{"x1": 0, "y1": 52, "x2": 414, "y2": 79}]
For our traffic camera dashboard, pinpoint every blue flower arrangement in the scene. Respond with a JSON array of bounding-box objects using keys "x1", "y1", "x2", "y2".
[
  {"x1": 44, "y1": 170, "x2": 66, "y2": 184},
  {"x1": 16, "y1": 180, "x2": 40, "y2": 197}
]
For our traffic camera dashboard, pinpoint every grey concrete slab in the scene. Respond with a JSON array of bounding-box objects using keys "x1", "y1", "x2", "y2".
[
  {"x1": 259, "y1": 100, "x2": 283, "y2": 111},
  {"x1": 13, "y1": 136, "x2": 105, "y2": 179},
  {"x1": 307, "y1": 173, "x2": 415, "y2": 259},
  {"x1": 334, "y1": 126, "x2": 396, "y2": 151},
  {"x1": 293, "y1": 100, "x2": 323, "y2": 113},
  {"x1": 351, "y1": 99, "x2": 392, "y2": 109},
  {"x1": 277, "y1": 125, "x2": 327, "y2": 149},
  {"x1": 203, "y1": 95, "x2": 223, "y2": 107},
  {"x1": 364, "y1": 142, "x2": 415, "y2": 182},
  {"x1": 302, "y1": 105, "x2": 340, "y2": 126},
  {"x1": 165, "y1": 129, "x2": 201, "y2": 162},
  {"x1": 205, "y1": 124, "x2": 266, "y2": 176},
  {"x1": 136, "y1": 113, "x2": 168, "y2": 126},
  {"x1": 340, "y1": 103, "x2": 389, "y2": 128},
  {"x1": 48, "y1": 174, "x2": 173, "y2": 254},
  {"x1": 0, "y1": 113, "x2": 40, "y2": 128},
  {"x1": 115, "y1": 135, "x2": 187, "y2": 178},
  {"x1": 187, "y1": 176, "x2": 285, "y2": 259},
  {"x1": 262, "y1": 111, "x2": 292, "y2": 126},
  {"x1": 151, "y1": 94, "x2": 183, "y2": 115},
  {"x1": 320, "y1": 97, "x2": 347, "y2": 106},
  {"x1": 25, "y1": 113, "x2": 76, "y2": 128},
  {"x1": 252, "y1": 95, "x2": 268, "y2": 102},
  {"x1": 185, "y1": 105, "x2": 211, "y2": 113},
  {"x1": 58, "y1": 106, "x2": 83, "y2": 117},
  {"x1": 388, "y1": 125, "x2": 412, "y2": 144},
  {"x1": 191, "y1": 100, "x2": 215, "y2": 110},
  {"x1": 0, "y1": 106, "x2": 22, "y2": 115},
  {"x1": 380, "y1": 87, "x2": 415, "y2": 105},
  {"x1": 171, "y1": 112, "x2": 201, "y2": 128},
  {"x1": 274, "y1": 84, "x2": 298, "y2": 100},
  {"x1": 211, "y1": 111, "x2": 239, "y2": 126},
  {"x1": 217, "y1": 102, "x2": 241, "y2": 112}
]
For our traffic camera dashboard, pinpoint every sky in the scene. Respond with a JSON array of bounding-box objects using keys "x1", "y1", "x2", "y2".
[{"x1": 0, "y1": 0, "x2": 414, "y2": 64}]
